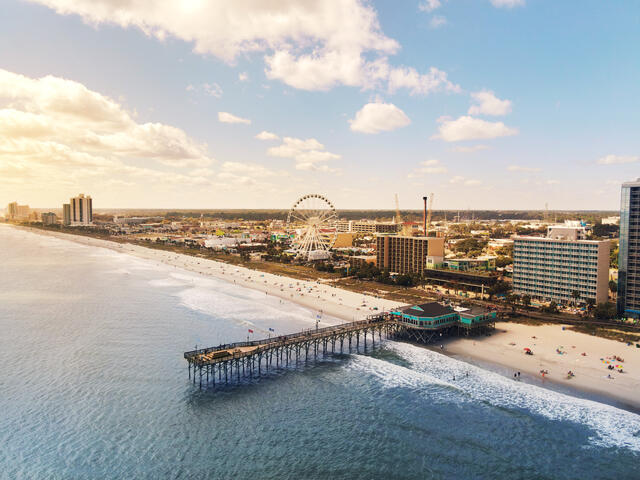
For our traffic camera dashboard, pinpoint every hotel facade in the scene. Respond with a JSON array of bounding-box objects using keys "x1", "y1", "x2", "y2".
[
  {"x1": 376, "y1": 235, "x2": 445, "y2": 275},
  {"x1": 69, "y1": 194, "x2": 93, "y2": 225},
  {"x1": 512, "y1": 228, "x2": 609, "y2": 305},
  {"x1": 618, "y1": 179, "x2": 640, "y2": 317}
]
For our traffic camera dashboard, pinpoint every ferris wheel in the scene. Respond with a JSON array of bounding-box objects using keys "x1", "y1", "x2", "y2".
[{"x1": 286, "y1": 194, "x2": 338, "y2": 260}]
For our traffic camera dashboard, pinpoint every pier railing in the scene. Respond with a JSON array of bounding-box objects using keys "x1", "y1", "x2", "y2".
[{"x1": 183, "y1": 313, "x2": 391, "y2": 360}]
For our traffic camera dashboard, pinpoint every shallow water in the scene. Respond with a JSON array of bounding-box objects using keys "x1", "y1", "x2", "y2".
[{"x1": 1, "y1": 225, "x2": 638, "y2": 479}]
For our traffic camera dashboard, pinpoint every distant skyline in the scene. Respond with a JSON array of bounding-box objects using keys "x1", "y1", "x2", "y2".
[{"x1": 1, "y1": 1, "x2": 639, "y2": 210}]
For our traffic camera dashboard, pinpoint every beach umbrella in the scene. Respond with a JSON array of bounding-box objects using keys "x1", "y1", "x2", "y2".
[{"x1": 524, "y1": 347, "x2": 531, "y2": 352}]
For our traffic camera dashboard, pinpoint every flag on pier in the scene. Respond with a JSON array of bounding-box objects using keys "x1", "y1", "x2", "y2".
[
  {"x1": 268, "y1": 328, "x2": 275, "y2": 332},
  {"x1": 248, "y1": 329, "x2": 254, "y2": 333}
]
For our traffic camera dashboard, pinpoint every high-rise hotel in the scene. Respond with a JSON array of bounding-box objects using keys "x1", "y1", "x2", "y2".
[
  {"x1": 513, "y1": 223, "x2": 609, "y2": 305},
  {"x1": 617, "y1": 179, "x2": 640, "y2": 318},
  {"x1": 68, "y1": 194, "x2": 93, "y2": 226}
]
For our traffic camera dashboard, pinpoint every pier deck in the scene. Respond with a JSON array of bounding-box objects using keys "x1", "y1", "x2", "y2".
[
  {"x1": 184, "y1": 315, "x2": 396, "y2": 387},
  {"x1": 184, "y1": 309, "x2": 497, "y2": 388}
]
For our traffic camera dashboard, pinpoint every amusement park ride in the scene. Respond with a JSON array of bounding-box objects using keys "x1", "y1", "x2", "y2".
[{"x1": 286, "y1": 194, "x2": 338, "y2": 261}]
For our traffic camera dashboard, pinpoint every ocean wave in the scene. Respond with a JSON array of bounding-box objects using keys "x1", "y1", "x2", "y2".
[{"x1": 352, "y1": 341, "x2": 640, "y2": 452}]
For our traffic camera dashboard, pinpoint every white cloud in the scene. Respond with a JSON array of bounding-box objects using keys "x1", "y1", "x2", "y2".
[
  {"x1": 267, "y1": 136, "x2": 340, "y2": 172},
  {"x1": 388, "y1": 66, "x2": 460, "y2": 95},
  {"x1": 508, "y1": 165, "x2": 541, "y2": 173},
  {"x1": 490, "y1": 0, "x2": 525, "y2": 8},
  {"x1": 218, "y1": 111, "x2": 251, "y2": 125},
  {"x1": 430, "y1": 15, "x2": 447, "y2": 28},
  {"x1": 185, "y1": 84, "x2": 195, "y2": 92},
  {"x1": 433, "y1": 115, "x2": 518, "y2": 142},
  {"x1": 597, "y1": 154, "x2": 639, "y2": 165},
  {"x1": 0, "y1": 69, "x2": 213, "y2": 172},
  {"x1": 349, "y1": 102, "x2": 410, "y2": 134},
  {"x1": 203, "y1": 82, "x2": 223, "y2": 98},
  {"x1": 408, "y1": 159, "x2": 447, "y2": 178},
  {"x1": 450, "y1": 175, "x2": 481, "y2": 186},
  {"x1": 452, "y1": 144, "x2": 489, "y2": 153},
  {"x1": 32, "y1": 0, "x2": 457, "y2": 95},
  {"x1": 468, "y1": 90, "x2": 512, "y2": 116},
  {"x1": 238, "y1": 72, "x2": 249, "y2": 82},
  {"x1": 255, "y1": 131, "x2": 279, "y2": 141},
  {"x1": 419, "y1": 0, "x2": 442, "y2": 12}
]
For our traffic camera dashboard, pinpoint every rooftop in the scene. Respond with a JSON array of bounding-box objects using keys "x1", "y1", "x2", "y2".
[{"x1": 399, "y1": 302, "x2": 455, "y2": 318}]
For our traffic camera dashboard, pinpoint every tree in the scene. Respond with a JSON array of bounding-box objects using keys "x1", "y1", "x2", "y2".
[
  {"x1": 495, "y1": 256, "x2": 513, "y2": 268},
  {"x1": 542, "y1": 301, "x2": 558, "y2": 314},
  {"x1": 506, "y1": 294, "x2": 520, "y2": 311},
  {"x1": 488, "y1": 280, "x2": 511, "y2": 299},
  {"x1": 593, "y1": 302, "x2": 616, "y2": 320},
  {"x1": 610, "y1": 245, "x2": 619, "y2": 268},
  {"x1": 453, "y1": 238, "x2": 488, "y2": 256},
  {"x1": 609, "y1": 280, "x2": 617, "y2": 294},
  {"x1": 571, "y1": 290, "x2": 581, "y2": 306},
  {"x1": 521, "y1": 294, "x2": 531, "y2": 308}
]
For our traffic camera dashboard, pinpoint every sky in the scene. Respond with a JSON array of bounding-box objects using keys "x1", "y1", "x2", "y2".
[{"x1": 0, "y1": 0, "x2": 639, "y2": 210}]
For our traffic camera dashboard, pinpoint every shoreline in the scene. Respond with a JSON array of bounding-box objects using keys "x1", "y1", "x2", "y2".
[
  {"x1": 7, "y1": 225, "x2": 640, "y2": 412},
  {"x1": 9, "y1": 225, "x2": 403, "y2": 325},
  {"x1": 440, "y1": 322, "x2": 640, "y2": 411}
]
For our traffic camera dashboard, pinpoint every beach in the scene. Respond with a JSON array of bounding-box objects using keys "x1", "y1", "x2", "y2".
[
  {"x1": 14, "y1": 225, "x2": 640, "y2": 410},
  {"x1": 444, "y1": 322, "x2": 640, "y2": 410},
  {"x1": 13, "y1": 226, "x2": 402, "y2": 325}
]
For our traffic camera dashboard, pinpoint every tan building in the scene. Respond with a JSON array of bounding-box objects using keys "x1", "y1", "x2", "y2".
[
  {"x1": 70, "y1": 194, "x2": 93, "y2": 225},
  {"x1": 376, "y1": 235, "x2": 445, "y2": 274},
  {"x1": 340, "y1": 221, "x2": 401, "y2": 234},
  {"x1": 334, "y1": 232, "x2": 357, "y2": 248},
  {"x1": 6, "y1": 202, "x2": 30, "y2": 220}
]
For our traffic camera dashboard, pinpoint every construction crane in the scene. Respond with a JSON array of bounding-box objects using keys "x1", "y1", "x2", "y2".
[
  {"x1": 425, "y1": 193, "x2": 434, "y2": 236},
  {"x1": 394, "y1": 193, "x2": 402, "y2": 225}
]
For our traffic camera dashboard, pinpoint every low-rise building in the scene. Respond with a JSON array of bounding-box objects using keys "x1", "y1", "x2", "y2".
[
  {"x1": 441, "y1": 256, "x2": 497, "y2": 272},
  {"x1": 391, "y1": 302, "x2": 496, "y2": 331}
]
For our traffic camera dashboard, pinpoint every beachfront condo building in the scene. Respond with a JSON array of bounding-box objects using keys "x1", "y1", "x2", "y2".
[
  {"x1": 41, "y1": 212, "x2": 58, "y2": 225},
  {"x1": 376, "y1": 235, "x2": 445, "y2": 274},
  {"x1": 513, "y1": 228, "x2": 609, "y2": 305},
  {"x1": 63, "y1": 204, "x2": 71, "y2": 226},
  {"x1": 6, "y1": 202, "x2": 30, "y2": 220},
  {"x1": 617, "y1": 179, "x2": 640, "y2": 318},
  {"x1": 69, "y1": 194, "x2": 93, "y2": 226}
]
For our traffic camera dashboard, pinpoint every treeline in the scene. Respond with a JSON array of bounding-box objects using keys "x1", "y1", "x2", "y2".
[{"x1": 156, "y1": 210, "x2": 618, "y2": 222}]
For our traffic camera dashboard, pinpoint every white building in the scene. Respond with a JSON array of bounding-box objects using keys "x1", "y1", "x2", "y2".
[
  {"x1": 513, "y1": 225, "x2": 610, "y2": 305},
  {"x1": 70, "y1": 194, "x2": 93, "y2": 225}
]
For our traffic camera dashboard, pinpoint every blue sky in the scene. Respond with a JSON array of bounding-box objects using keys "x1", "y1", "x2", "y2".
[{"x1": 0, "y1": 0, "x2": 638, "y2": 210}]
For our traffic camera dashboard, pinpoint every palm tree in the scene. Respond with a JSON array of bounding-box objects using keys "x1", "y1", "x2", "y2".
[{"x1": 571, "y1": 290, "x2": 581, "y2": 306}]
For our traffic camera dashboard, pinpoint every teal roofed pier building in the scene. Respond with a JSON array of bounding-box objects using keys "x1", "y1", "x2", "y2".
[{"x1": 390, "y1": 302, "x2": 496, "y2": 343}]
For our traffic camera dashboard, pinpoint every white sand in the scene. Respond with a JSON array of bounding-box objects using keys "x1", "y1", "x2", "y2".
[
  {"x1": 445, "y1": 322, "x2": 640, "y2": 409},
  {"x1": 14, "y1": 226, "x2": 640, "y2": 408},
  {"x1": 19, "y1": 227, "x2": 402, "y2": 325}
]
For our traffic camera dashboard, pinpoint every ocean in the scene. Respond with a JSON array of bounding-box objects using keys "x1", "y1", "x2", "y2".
[{"x1": 1, "y1": 225, "x2": 639, "y2": 479}]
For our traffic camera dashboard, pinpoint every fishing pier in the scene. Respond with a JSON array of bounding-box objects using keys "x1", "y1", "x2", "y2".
[
  {"x1": 184, "y1": 301, "x2": 498, "y2": 389},
  {"x1": 184, "y1": 315, "x2": 397, "y2": 388}
]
